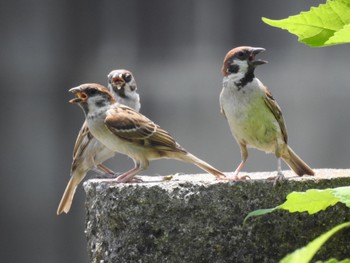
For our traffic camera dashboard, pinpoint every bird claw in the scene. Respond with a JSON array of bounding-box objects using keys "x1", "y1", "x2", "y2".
[
  {"x1": 236, "y1": 174, "x2": 251, "y2": 180},
  {"x1": 267, "y1": 171, "x2": 285, "y2": 186},
  {"x1": 234, "y1": 174, "x2": 252, "y2": 181},
  {"x1": 217, "y1": 174, "x2": 250, "y2": 181},
  {"x1": 114, "y1": 176, "x2": 143, "y2": 184},
  {"x1": 127, "y1": 177, "x2": 143, "y2": 183}
]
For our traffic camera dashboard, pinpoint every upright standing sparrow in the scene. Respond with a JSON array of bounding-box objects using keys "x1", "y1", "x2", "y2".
[
  {"x1": 69, "y1": 83, "x2": 226, "y2": 183},
  {"x1": 57, "y1": 70, "x2": 140, "y2": 215},
  {"x1": 219, "y1": 46, "x2": 314, "y2": 183}
]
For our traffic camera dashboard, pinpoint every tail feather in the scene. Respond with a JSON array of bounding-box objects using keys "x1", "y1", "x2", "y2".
[
  {"x1": 57, "y1": 172, "x2": 84, "y2": 215},
  {"x1": 178, "y1": 152, "x2": 225, "y2": 178},
  {"x1": 283, "y1": 146, "x2": 314, "y2": 176}
]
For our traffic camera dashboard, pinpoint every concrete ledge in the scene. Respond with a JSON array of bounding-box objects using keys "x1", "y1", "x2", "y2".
[{"x1": 84, "y1": 169, "x2": 350, "y2": 263}]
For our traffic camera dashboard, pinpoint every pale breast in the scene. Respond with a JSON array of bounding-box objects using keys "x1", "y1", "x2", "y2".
[{"x1": 220, "y1": 80, "x2": 282, "y2": 153}]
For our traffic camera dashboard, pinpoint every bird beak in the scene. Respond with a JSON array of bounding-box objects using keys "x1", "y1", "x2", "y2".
[
  {"x1": 69, "y1": 87, "x2": 88, "y2": 103},
  {"x1": 112, "y1": 76, "x2": 125, "y2": 90},
  {"x1": 249, "y1": 47, "x2": 268, "y2": 67}
]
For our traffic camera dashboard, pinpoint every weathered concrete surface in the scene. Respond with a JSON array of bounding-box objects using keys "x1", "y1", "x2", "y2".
[{"x1": 84, "y1": 169, "x2": 350, "y2": 263}]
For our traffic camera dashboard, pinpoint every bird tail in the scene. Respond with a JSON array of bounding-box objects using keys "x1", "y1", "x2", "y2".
[
  {"x1": 178, "y1": 152, "x2": 226, "y2": 178},
  {"x1": 57, "y1": 172, "x2": 85, "y2": 215},
  {"x1": 283, "y1": 146, "x2": 315, "y2": 176}
]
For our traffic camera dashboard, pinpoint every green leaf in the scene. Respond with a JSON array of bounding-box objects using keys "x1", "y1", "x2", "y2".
[
  {"x1": 316, "y1": 259, "x2": 350, "y2": 263},
  {"x1": 332, "y1": 186, "x2": 350, "y2": 208},
  {"x1": 280, "y1": 222, "x2": 350, "y2": 263},
  {"x1": 277, "y1": 189, "x2": 340, "y2": 214},
  {"x1": 326, "y1": 23, "x2": 350, "y2": 45},
  {"x1": 243, "y1": 208, "x2": 276, "y2": 224},
  {"x1": 262, "y1": 0, "x2": 350, "y2": 47},
  {"x1": 244, "y1": 189, "x2": 341, "y2": 223}
]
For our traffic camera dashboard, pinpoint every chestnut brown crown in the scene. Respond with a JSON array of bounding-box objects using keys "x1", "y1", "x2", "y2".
[
  {"x1": 69, "y1": 83, "x2": 116, "y2": 104},
  {"x1": 221, "y1": 46, "x2": 267, "y2": 76}
]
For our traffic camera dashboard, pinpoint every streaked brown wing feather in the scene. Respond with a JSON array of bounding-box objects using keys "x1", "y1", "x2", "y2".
[
  {"x1": 263, "y1": 86, "x2": 288, "y2": 143},
  {"x1": 104, "y1": 106, "x2": 179, "y2": 150},
  {"x1": 72, "y1": 121, "x2": 93, "y2": 159}
]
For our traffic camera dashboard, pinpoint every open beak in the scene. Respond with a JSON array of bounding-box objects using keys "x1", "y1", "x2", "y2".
[
  {"x1": 112, "y1": 76, "x2": 125, "y2": 90},
  {"x1": 69, "y1": 87, "x2": 87, "y2": 103},
  {"x1": 249, "y1": 47, "x2": 268, "y2": 67}
]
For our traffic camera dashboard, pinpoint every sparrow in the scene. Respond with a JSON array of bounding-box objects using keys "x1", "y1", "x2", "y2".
[
  {"x1": 57, "y1": 69, "x2": 141, "y2": 215},
  {"x1": 219, "y1": 46, "x2": 314, "y2": 183},
  {"x1": 69, "y1": 83, "x2": 226, "y2": 183}
]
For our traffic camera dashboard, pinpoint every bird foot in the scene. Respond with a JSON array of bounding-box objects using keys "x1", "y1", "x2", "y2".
[
  {"x1": 114, "y1": 176, "x2": 143, "y2": 184},
  {"x1": 267, "y1": 171, "x2": 285, "y2": 186},
  {"x1": 217, "y1": 174, "x2": 250, "y2": 181},
  {"x1": 126, "y1": 177, "x2": 143, "y2": 183},
  {"x1": 233, "y1": 174, "x2": 251, "y2": 180}
]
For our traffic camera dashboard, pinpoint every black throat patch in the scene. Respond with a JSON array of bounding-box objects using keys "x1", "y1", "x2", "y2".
[
  {"x1": 234, "y1": 68, "x2": 255, "y2": 91},
  {"x1": 114, "y1": 87, "x2": 127, "y2": 98}
]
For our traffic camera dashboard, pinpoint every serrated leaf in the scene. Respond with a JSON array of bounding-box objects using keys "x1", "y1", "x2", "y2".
[
  {"x1": 332, "y1": 186, "x2": 350, "y2": 208},
  {"x1": 326, "y1": 23, "x2": 350, "y2": 45},
  {"x1": 262, "y1": 0, "x2": 350, "y2": 47},
  {"x1": 244, "y1": 189, "x2": 340, "y2": 222},
  {"x1": 243, "y1": 208, "x2": 276, "y2": 224},
  {"x1": 278, "y1": 189, "x2": 340, "y2": 214},
  {"x1": 280, "y1": 222, "x2": 350, "y2": 263}
]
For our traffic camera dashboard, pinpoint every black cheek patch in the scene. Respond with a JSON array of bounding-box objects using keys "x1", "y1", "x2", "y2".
[
  {"x1": 228, "y1": 64, "x2": 239, "y2": 74},
  {"x1": 95, "y1": 100, "x2": 107, "y2": 108}
]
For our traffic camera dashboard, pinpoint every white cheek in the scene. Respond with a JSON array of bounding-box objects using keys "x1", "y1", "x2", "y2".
[
  {"x1": 88, "y1": 98, "x2": 102, "y2": 112},
  {"x1": 223, "y1": 71, "x2": 245, "y2": 84},
  {"x1": 223, "y1": 60, "x2": 249, "y2": 84},
  {"x1": 235, "y1": 60, "x2": 249, "y2": 73}
]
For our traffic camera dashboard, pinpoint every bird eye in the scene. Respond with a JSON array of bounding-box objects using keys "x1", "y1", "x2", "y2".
[
  {"x1": 123, "y1": 73, "x2": 132, "y2": 83},
  {"x1": 87, "y1": 88, "x2": 97, "y2": 96},
  {"x1": 237, "y1": 51, "x2": 246, "y2": 60}
]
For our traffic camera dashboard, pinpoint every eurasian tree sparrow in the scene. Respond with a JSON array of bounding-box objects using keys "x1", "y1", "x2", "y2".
[
  {"x1": 219, "y1": 46, "x2": 314, "y2": 183},
  {"x1": 69, "y1": 83, "x2": 226, "y2": 182},
  {"x1": 57, "y1": 70, "x2": 140, "y2": 215},
  {"x1": 107, "y1": 69, "x2": 141, "y2": 112}
]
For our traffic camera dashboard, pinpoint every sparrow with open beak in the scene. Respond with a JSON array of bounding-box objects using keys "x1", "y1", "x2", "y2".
[
  {"x1": 57, "y1": 70, "x2": 140, "y2": 215},
  {"x1": 69, "y1": 83, "x2": 226, "y2": 183},
  {"x1": 107, "y1": 69, "x2": 141, "y2": 112},
  {"x1": 219, "y1": 46, "x2": 314, "y2": 183}
]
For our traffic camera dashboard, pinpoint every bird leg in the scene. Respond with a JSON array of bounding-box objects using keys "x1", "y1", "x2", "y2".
[
  {"x1": 267, "y1": 158, "x2": 286, "y2": 186},
  {"x1": 224, "y1": 144, "x2": 250, "y2": 180},
  {"x1": 98, "y1": 164, "x2": 115, "y2": 175},
  {"x1": 93, "y1": 164, "x2": 116, "y2": 179},
  {"x1": 114, "y1": 161, "x2": 146, "y2": 183}
]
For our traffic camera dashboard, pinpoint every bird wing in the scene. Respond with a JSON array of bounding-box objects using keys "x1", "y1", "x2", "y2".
[
  {"x1": 72, "y1": 121, "x2": 93, "y2": 159},
  {"x1": 104, "y1": 105, "x2": 180, "y2": 151},
  {"x1": 263, "y1": 86, "x2": 288, "y2": 144}
]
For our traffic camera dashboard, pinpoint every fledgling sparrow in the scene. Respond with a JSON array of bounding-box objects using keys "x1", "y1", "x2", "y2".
[
  {"x1": 69, "y1": 83, "x2": 226, "y2": 182},
  {"x1": 57, "y1": 70, "x2": 140, "y2": 215},
  {"x1": 219, "y1": 46, "x2": 314, "y2": 183}
]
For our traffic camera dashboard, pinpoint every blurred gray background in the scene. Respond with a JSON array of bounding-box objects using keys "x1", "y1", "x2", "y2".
[{"x1": 1, "y1": 0, "x2": 349, "y2": 262}]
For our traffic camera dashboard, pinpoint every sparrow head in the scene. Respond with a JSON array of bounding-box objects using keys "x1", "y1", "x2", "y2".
[
  {"x1": 222, "y1": 46, "x2": 267, "y2": 77},
  {"x1": 69, "y1": 83, "x2": 116, "y2": 114},
  {"x1": 107, "y1": 69, "x2": 137, "y2": 99}
]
